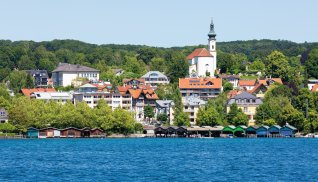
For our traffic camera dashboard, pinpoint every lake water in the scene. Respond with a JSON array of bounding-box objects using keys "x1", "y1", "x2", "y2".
[{"x1": 0, "y1": 138, "x2": 317, "y2": 182}]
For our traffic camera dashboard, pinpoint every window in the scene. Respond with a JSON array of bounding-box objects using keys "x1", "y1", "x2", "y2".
[
  {"x1": 86, "y1": 101, "x2": 92, "y2": 104},
  {"x1": 0, "y1": 112, "x2": 5, "y2": 116},
  {"x1": 244, "y1": 107, "x2": 248, "y2": 112}
]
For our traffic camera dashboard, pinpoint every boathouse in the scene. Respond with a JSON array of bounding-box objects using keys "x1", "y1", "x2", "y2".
[
  {"x1": 26, "y1": 127, "x2": 39, "y2": 138},
  {"x1": 39, "y1": 127, "x2": 60, "y2": 138},
  {"x1": 233, "y1": 125, "x2": 247, "y2": 137},
  {"x1": 90, "y1": 128, "x2": 104, "y2": 137},
  {"x1": 280, "y1": 124, "x2": 297, "y2": 137},
  {"x1": 154, "y1": 126, "x2": 168, "y2": 137},
  {"x1": 268, "y1": 125, "x2": 281, "y2": 137},
  {"x1": 256, "y1": 125, "x2": 269, "y2": 137},
  {"x1": 60, "y1": 127, "x2": 82, "y2": 138},
  {"x1": 222, "y1": 125, "x2": 235, "y2": 136},
  {"x1": 81, "y1": 127, "x2": 91, "y2": 137},
  {"x1": 246, "y1": 126, "x2": 258, "y2": 137}
]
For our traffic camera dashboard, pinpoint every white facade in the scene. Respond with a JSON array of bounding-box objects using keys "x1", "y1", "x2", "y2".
[
  {"x1": 188, "y1": 20, "x2": 217, "y2": 78},
  {"x1": 52, "y1": 63, "x2": 100, "y2": 87},
  {"x1": 141, "y1": 71, "x2": 170, "y2": 89},
  {"x1": 73, "y1": 92, "x2": 132, "y2": 111},
  {"x1": 32, "y1": 92, "x2": 73, "y2": 104},
  {"x1": 53, "y1": 72, "x2": 99, "y2": 87}
]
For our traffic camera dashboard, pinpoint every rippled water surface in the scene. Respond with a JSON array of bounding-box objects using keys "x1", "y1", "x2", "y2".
[{"x1": 0, "y1": 138, "x2": 317, "y2": 181}]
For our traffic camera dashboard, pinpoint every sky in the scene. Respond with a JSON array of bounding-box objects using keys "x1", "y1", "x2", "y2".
[{"x1": 0, "y1": 0, "x2": 317, "y2": 47}]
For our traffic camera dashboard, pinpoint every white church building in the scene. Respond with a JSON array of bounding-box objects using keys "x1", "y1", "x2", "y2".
[{"x1": 187, "y1": 19, "x2": 217, "y2": 78}]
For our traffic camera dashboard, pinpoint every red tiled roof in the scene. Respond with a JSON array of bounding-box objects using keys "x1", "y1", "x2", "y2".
[
  {"x1": 249, "y1": 83, "x2": 267, "y2": 94},
  {"x1": 311, "y1": 84, "x2": 318, "y2": 92},
  {"x1": 117, "y1": 85, "x2": 158, "y2": 100},
  {"x1": 179, "y1": 78, "x2": 222, "y2": 89},
  {"x1": 257, "y1": 78, "x2": 283, "y2": 86},
  {"x1": 21, "y1": 88, "x2": 56, "y2": 97},
  {"x1": 271, "y1": 78, "x2": 283, "y2": 84},
  {"x1": 227, "y1": 90, "x2": 240, "y2": 98},
  {"x1": 91, "y1": 83, "x2": 112, "y2": 92},
  {"x1": 186, "y1": 48, "x2": 213, "y2": 60},
  {"x1": 238, "y1": 80, "x2": 256, "y2": 86}
]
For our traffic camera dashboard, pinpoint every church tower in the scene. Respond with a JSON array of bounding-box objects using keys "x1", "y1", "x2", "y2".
[{"x1": 208, "y1": 19, "x2": 217, "y2": 74}]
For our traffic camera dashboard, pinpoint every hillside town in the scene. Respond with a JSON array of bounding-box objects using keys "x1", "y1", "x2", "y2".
[{"x1": 0, "y1": 20, "x2": 317, "y2": 138}]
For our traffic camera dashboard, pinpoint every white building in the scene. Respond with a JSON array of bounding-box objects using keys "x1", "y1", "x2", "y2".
[
  {"x1": 0, "y1": 107, "x2": 8, "y2": 123},
  {"x1": 52, "y1": 63, "x2": 100, "y2": 87},
  {"x1": 155, "y1": 100, "x2": 174, "y2": 125},
  {"x1": 188, "y1": 19, "x2": 217, "y2": 78},
  {"x1": 141, "y1": 71, "x2": 169, "y2": 89},
  {"x1": 73, "y1": 92, "x2": 132, "y2": 110},
  {"x1": 31, "y1": 92, "x2": 73, "y2": 104},
  {"x1": 219, "y1": 74, "x2": 240, "y2": 88},
  {"x1": 183, "y1": 95, "x2": 206, "y2": 125},
  {"x1": 73, "y1": 84, "x2": 132, "y2": 110}
]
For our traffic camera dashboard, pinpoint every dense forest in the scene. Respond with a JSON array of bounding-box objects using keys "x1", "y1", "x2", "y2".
[{"x1": 1, "y1": 39, "x2": 318, "y2": 88}]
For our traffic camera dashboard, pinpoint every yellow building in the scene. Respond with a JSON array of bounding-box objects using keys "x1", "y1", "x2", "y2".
[{"x1": 227, "y1": 92, "x2": 263, "y2": 126}]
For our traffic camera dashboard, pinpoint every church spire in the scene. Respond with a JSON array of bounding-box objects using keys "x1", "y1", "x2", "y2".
[{"x1": 208, "y1": 18, "x2": 216, "y2": 39}]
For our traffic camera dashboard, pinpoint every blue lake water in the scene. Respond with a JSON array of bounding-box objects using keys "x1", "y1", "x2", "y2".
[{"x1": 0, "y1": 138, "x2": 317, "y2": 182}]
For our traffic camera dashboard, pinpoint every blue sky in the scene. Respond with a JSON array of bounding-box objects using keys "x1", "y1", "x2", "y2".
[{"x1": 0, "y1": 0, "x2": 317, "y2": 47}]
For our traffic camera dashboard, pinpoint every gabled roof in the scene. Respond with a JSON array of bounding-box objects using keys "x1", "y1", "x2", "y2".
[
  {"x1": 141, "y1": 71, "x2": 168, "y2": 79},
  {"x1": 257, "y1": 125, "x2": 270, "y2": 130},
  {"x1": 156, "y1": 100, "x2": 174, "y2": 108},
  {"x1": 239, "y1": 79, "x2": 256, "y2": 86},
  {"x1": 21, "y1": 88, "x2": 56, "y2": 97},
  {"x1": 311, "y1": 84, "x2": 318, "y2": 92},
  {"x1": 186, "y1": 48, "x2": 213, "y2": 60},
  {"x1": 257, "y1": 78, "x2": 283, "y2": 86},
  {"x1": 117, "y1": 85, "x2": 158, "y2": 100},
  {"x1": 52, "y1": 63, "x2": 99, "y2": 72},
  {"x1": 227, "y1": 90, "x2": 240, "y2": 98},
  {"x1": 249, "y1": 83, "x2": 268, "y2": 94},
  {"x1": 282, "y1": 124, "x2": 297, "y2": 130},
  {"x1": 80, "y1": 83, "x2": 97, "y2": 88},
  {"x1": 179, "y1": 78, "x2": 222, "y2": 89},
  {"x1": 233, "y1": 92, "x2": 257, "y2": 99},
  {"x1": 123, "y1": 78, "x2": 145, "y2": 85},
  {"x1": 219, "y1": 74, "x2": 240, "y2": 79},
  {"x1": 184, "y1": 95, "x2": 206, "y2": 106}
]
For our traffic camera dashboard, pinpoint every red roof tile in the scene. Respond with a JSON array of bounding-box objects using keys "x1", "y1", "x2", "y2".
[
  {"x1": 238, "y1": 80, "x2": 256, "y2": 86},
  {"x1": 179, "y1": 78, "x2": 222, "y2": 89},
  {"x1": 21, "y1": 88, "x2": 56, "y2": 97},
  {"x1": 311, "y1": 84, "x2": 318, "y2": 92},
  {"x1": 186, "y1": 48, "x2": 213, "y2": 60}
]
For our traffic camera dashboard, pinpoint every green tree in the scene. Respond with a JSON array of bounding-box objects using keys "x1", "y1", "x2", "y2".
[
  {"x1": 144, "y1": 105, "x2": 154, "y2": 122},
  {"x1": 165, "y1": 51, "x2": 188, "y2": 83},
  {"x1": 263, "y1": 119, "x2": 277, "y2": 126},
  {"x1": 6, "y1": 70, "x2": 29, "y2": 93},
  {"x1": 157, "y1": 113, "x2": 168, "y2": 123},
  {"x1": 196, "y1": 105, "x2": 221, "y2": 126},
  {"x1": 174, "y1": 111, "x2": 190, "y2": 126},
  {"x1": 249, "y1": 59, "x2": 265, "y2": 71},
  {"x1": 149, "y1": 57, "x2": 167, "y2": 73},
  {"x1": 305, "y1": 48, "x2": 318, "y2": 79},
  {"x1": 227, "y1": 103, "x2": 248, "y2": 126},
  {"x1": 223, "y1": 81, "x2": 233, "y2": 92},
  {"x1": 265, "y1": 51, "x2": 290, "y2": 81}
]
